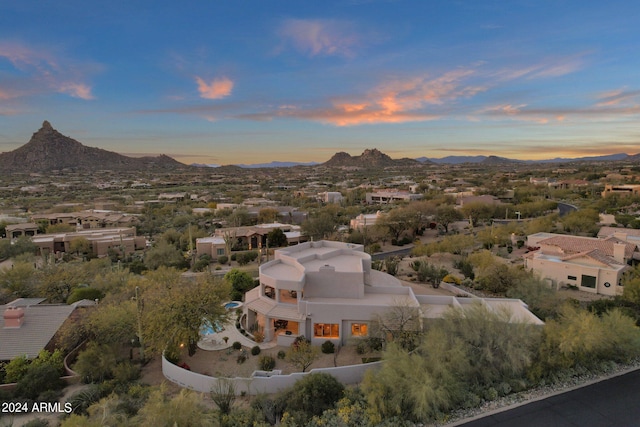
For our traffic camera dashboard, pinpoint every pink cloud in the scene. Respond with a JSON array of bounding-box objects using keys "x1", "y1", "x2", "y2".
[
  {"x1": 195, "y1": 76, "x2": 234, "y2": 100},
  {"x1": 278, "y1": 19, "x2": 360, "y2": 57},
  {"x1": 57, "y1": 82, "x2": 94, "y2": 100},
  {"x1": 0, "y1": 41, "x2": 97, "y2": 101},
  {"x1": 493, "y1": 55, "x2": 585, "y2": 81},
  {"x1": 595, "y1": 89, "x2": 640, "y2": 107}
]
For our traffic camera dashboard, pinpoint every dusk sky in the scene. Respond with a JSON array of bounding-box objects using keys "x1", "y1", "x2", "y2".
[{"x1": 1, "y1": 1, "x2": 639, "y2": 165}]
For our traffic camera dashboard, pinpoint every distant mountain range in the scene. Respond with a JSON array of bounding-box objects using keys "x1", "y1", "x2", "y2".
[
  {"x1": 0, "y1": 121, "x2": 185, "y2": 173},
  {"x1": 416, "y1": 153, "x2": 631, "y2": 164},
  {"x1": 3, "y1": 122, "x2": 638, "y2": 172},
  {"x1": 225, "y1": 151, "x2": 636, "y2": 168}
]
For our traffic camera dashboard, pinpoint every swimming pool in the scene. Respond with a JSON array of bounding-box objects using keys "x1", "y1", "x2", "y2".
[
  {"x1": 200, "y1": 319, "x2": 224, "y2": 335},
  {"x1": 224, "y1": 301, "x2": 243, "y2": 310}
]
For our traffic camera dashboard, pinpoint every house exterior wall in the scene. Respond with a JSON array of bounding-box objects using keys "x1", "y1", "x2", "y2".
[
  {"x1": 304, "y1": 269, "x2": 364, "y2": 299},
  {"x1": 525, "y1": 254, "x2": 624, "y2": 296}
]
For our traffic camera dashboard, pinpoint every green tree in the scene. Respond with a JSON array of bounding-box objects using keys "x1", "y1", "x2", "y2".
[
  {"x1": 460, "y1": 202, "x2": 495, "y2": 227},
  {"x1": 37, "y1": 263, "x2": 87, "y2": 303},
  {"x1": 225, "y1": 268, "x2": 257, "y2": 301},
  {"x1": 435, "y1": 205, "x2": 463, "y2": 234},
  {"x1": 286, "y1": 338, "x2": 320, "y2": 372},
  {"x1": 144, "y1": 241, "x2": 187, "y2": 270},
  {"x1": 258, "y1": 207, "x2": 280, "y2": 224},
  {"x1": 561, "y1": 208, "x2": 600, "y2": 235},
  {"x1": 302, "y1": 213, "x2": 338, "y2": 240},
  {"x1": 141, "y1": 273, "x2": 229, "y2": 356},
  {"x1": 371, "y1": 298, "x2": 422, "y2": 350},
  {"x1": 0, "y1": 261, "x2": 37, "y2": 299},
  {"x1": 69, "y1": 237, "x2": 92, "y2": 256},
  {"x1": 267, "y1": 228, "x2": 288, "y2": 248}
]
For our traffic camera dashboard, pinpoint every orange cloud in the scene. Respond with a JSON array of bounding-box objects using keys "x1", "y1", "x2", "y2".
[
  {"x1": 238, "y1": 69, "x2": 482, "y2": 126},
  {"x1": 195, "y1": 76, "x2": 234, "y2": 100},
  {"x1": 278, "y1": 19, "x2": 359, "y2": 57},
  {"x1": 319, "y1": 70, "x2": 482, "y2": 126}
]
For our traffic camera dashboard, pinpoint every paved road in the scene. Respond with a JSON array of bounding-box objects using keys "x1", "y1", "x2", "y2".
[{"x1": 457, "y1": 369, "x2": 640, "y2": 427}]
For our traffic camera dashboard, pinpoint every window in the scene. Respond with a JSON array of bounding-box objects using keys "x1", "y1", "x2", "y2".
[
  {"x1": 351, "y1": 323, "x2": 368, "y2": 337},
  {"x1": 216, "y1": 248, "x2": 225, "y2": 256},
  {"x1": 314, "y1": 323, "x2": 339, "y2": 338},
  {"x1": 581, "y1": 275, "x2": 597, "y2": 289},
  {"x1": 567, "y1": 275, "x2": 577, "y2": 281}
]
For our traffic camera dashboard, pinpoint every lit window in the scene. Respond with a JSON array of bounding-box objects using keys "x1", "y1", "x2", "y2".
[
  {"x1": 351, "y1": 323, "x2": 368, "y2": 337},
  {"x1": 314, "y1": 323, "x2": 339, "y2": 338}
]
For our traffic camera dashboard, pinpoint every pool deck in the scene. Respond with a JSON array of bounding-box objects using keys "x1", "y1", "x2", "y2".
[{"x1": 197, "y1": 320, "x2": 277, "y2": 351}]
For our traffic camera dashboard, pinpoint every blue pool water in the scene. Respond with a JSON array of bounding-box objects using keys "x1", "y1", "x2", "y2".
[
  {"x1": 200, "y1": 319, "x2": 224, "y2": 335},
  {"x1": 225, "y1": 302, "x2": 240, "y2": 309}
]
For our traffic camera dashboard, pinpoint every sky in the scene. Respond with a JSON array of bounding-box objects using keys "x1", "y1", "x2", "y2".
[{"x1": 1, "y1": 1, "x2": 640, "y2": 166}]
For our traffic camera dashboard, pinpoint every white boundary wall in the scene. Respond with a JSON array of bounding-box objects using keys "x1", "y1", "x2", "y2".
[{"x1": 162, "y1": 354, "x2": 382, "y2": 395}]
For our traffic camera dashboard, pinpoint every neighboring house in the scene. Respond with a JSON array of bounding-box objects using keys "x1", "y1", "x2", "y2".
[
  {"x1": 243, "y1": 241, "x2": 542, "y2": 347},
  {"x1": 317, "y1": 192, "x2": 344, "y2": 204},
  {"x1": 349, "y1": 211, "x2": 384, "y2": 231},
  {"x1": 0, "y1": 298, "x2": 96, "y2": 361},
  {"x1": 597, "y1": 227, "x2": 640, "y2": 246},
  {"x1": 524, "y1": 232, "x2": 639, "y2": 296},
  {"x1": 456, "y1": 194, "x2": 501, "y2": 207},
  {"x1": 5, "y1": 222, "x2": 39, "y2": 239},
  {"x1": 197, "y1": 223, "x2": 307, "y2": 261},
  {"x1": 366, "y1": 191, "x2": 423, "y2": 204},
  {"x1": 31, "y1": 210, "x2": 138, "y2": 230},
  {"x1": 602, "y1": 184, "x2": 640, "y2": 198},
  {"x1": 31, "y1": 227, "x2": 145, "y2": 258},
  {"x1": 195, "y1": 236, "x2": 227, "y2": 260}
]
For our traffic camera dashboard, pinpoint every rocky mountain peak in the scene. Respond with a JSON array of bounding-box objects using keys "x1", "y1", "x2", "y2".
[{"x1": 0, "y1": 121, "x2": 186, "y2": 173}]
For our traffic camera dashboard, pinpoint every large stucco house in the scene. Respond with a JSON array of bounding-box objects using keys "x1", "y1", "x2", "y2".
[
  {"x1": 243, "y1": 240, "x2": 542, "y2": 347},
  {"x1": 524, "y1": 232, "x2": 639, "y2": 296}
]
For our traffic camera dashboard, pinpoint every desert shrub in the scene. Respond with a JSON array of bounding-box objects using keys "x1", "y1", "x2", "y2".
[
  {"x1": 321, "y1": 340, "x2": 336, "y2": 354},
  {"x1": 67, "y1": 287, "x2": 104, "y2": 304},
  {"x1": 443, "y1": 274, "x2": 461, "y2": 285},
  {"x1": 73, "y1": 342, "x2": 117, "y2": 383},
  {"x1": 251, "y1": 345, "x2": 261, "y2": 356},
  {"x1": 4, "y1": 354, "x2": 30, "y2": 383},
  {"x1": 259, "y1": 355, "x2": 276, "y2": 371},
  {"x1": 67, "y1": 384, "x2": 108, "y2": 415},
  {"x1": 232, "y1": 341, "x2": 242, "y2": 350},
  {"x1": 22, "y1": 419, "x2": 50, "y2": 427},
  {"x1": 217, "y1": 255, "x2": 228, "y2": 265},
  {"x1": 112, "y1": 361, "x2": 141, "y2": 384},
  {"x1": 279, "y1": 373, "x2": 345, "y2": 425},
  {"x1": 237, "y1": 351, "x2": 248, "y2": 364},
  {"x1": 277, "y1": 350, "x2": 286, "y2": 359},
  {"x1": 14, "y1": 364, "x2": 64, "y2": 400}
]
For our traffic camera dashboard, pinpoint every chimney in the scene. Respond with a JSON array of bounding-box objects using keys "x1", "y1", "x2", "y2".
[
  {"x1": 3, "y1": 307, "x2": 25, "y2": 328},
  {"x1": 613, "y1": 231, "x2": 628, "y2": 242},
  {"x1": 613, "y1": 242, "x2": 626, "y2": 263}
]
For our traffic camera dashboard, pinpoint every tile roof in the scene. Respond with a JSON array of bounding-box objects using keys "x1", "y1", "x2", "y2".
[
  {"x1": 0, "y1": 302, "x2": 75, "y2": 360},
  {"x1": 538, "y1": 235, "x2": 636, "y2": 259}
]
